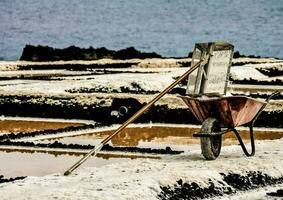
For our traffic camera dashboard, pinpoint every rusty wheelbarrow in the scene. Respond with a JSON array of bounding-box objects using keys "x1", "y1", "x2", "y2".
[{"x1": 179, "y1": 93, "x2": 279, "y2": 160}]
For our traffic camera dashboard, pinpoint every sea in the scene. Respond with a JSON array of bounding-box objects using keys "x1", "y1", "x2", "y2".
[{"x1": 0, "y1": 0, "x2": 283, "y2": 60}]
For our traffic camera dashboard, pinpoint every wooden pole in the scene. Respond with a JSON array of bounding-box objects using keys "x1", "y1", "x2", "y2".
[{"x1": 64, "y1": 60, "x2": 202, "y2": 176}]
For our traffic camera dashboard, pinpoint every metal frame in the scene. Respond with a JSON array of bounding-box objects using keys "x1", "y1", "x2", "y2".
[
  {"x1": 193, "y1": 92, "x2": 279, "y2": 157},
  {"x1": 232, "y1": 126, "x2": 255, "y2": 156},
  {"x1": 193, "y1": 126, "x2": 255, "y2": 156}
]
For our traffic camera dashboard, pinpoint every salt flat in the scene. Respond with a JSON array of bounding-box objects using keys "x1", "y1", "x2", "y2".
[{"x1": 0, "y1": 138, "x2": 282, "y2": 199}]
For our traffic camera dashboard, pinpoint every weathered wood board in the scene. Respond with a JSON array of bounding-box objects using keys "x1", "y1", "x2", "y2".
[{"x1": 186, "y1": 42, "x2": 234, "y2": 96}]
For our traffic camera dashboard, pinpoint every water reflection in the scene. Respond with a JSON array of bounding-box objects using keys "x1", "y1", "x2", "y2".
[
  {"x1": 0, "y1": 147, "x2": 159, "y2": 159},
  {"x1": 0, "y1": 147, "x2": 157, "y2": 179},
  {"x1": 0, "y1": 120, "x2": 84, "y2": 134},
  {"x1": 48, "y1": 126, "x2": 283, "y2": 147}
]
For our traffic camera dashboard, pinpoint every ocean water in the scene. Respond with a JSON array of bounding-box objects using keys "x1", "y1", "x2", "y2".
[{"x1": 0, "y1": 0, "x2": 283, "y2": 60}]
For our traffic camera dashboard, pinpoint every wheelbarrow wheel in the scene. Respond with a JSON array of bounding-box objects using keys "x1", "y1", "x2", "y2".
[{"x1": 200, "y1": 118, "x2": 222, "y2": 160}]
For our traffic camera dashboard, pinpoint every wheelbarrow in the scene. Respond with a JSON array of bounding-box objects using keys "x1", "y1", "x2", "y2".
[{"x1": 179, "y1": 92, "x2": 279, "y2": 160}]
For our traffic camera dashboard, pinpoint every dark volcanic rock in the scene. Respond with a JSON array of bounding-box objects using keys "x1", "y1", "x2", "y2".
[
  {"x1": 0, "y1": 175, "x2": 26, "y2": 184},
  {"x1": 232, "y1": 93, "x2": 283, "y2": 100},
  {"x1": 17, "y1": 62, "x2": 138, "y2": 70},
  {"x1": 220, "y1": 171, "x2": 282, "y2": 190},
  {"x1": 113, "y1": 47, "x2": 161, "y2": 59},
  {"x1": 189, "y1": 50, "x2": 262, "y2": 59},
  {"x1": 230, "y1": 77, "x2": 283, "y2": 85},
  {"x1": 233, "y1": 51, "x2": 261, "y2": 59},
  {"x1": 20, "y1": 45, "x2": 162, "y2": 61},
  {"x1": 0, "y1": 124, "x2": 97, "y2": 141},
  {"x1": 256, "y1": 67, "x2": 283, "y2": 77},
  {"x1": 158, "y1": 179, "x2": 233, "y2": 200},
  {"x1": 0, "y1": 95, "x2": 281, "y2": 128},
  {"x1": 267, "y1": 189, "x2": 283, "y2": 197},
  {"x1": 158, "y1": 171, "x2": 283, "y2": 200},
  {"x1": 0, "y1": 140, "x2": 183, "y2": 155},
  {"x1": 66, "y1": 83, "x2": 160, "y2": 95}
]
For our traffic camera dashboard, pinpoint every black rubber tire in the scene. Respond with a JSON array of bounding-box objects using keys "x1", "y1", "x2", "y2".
[{"x1": 200, "y1": 118, "x2": 222, "y2": 160}]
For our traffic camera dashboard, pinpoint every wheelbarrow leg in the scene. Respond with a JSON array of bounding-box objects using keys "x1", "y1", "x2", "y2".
[
  {"x1": 232, "y1": 125, "x2": 255, "y2": 156},
  {"x1": 232, "y1": 91, "x2": 280, "y2": 157}
]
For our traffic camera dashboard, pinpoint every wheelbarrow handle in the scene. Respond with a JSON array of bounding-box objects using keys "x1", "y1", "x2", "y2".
[
  {"x1": 63, "y1": 60, "x2": 204, "y2": 176},
  {"x1": 251, "y1": 91, "x2": 280, "y2": 125},
  {"x1": 266, "y1": 91, "x2": 280, "y2": 102}
]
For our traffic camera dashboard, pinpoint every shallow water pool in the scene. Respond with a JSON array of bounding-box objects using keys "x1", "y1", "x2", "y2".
[
  {"x1": 0, "y1": 119, "x2": 85, "y2": 134},
  {"x1": 0, "y1": 147, "x2": 157, "y2": 178},
  {"x1": 1, "y1": 124, "x2": 283, "y2": 179},
  {"x1": 41, "y1": 125, "x2": 283, "y2": 150}
]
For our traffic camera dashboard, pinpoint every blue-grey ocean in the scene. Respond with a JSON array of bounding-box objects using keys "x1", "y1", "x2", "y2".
[{"x1": 0, "y1": 0, "x2": 283, "y2": 60}]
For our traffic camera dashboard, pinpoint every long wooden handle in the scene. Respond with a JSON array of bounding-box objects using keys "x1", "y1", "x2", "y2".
[{"x1": 63, "y1": 60, "x2": 202, "y2": 176}]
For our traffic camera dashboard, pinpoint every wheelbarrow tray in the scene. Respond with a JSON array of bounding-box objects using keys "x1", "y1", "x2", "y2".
[{"x1": 179, "y1": 95, "x2": 266, "y2": 127}]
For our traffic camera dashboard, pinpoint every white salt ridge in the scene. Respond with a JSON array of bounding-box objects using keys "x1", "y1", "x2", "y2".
[
  {"x1": 230, "y1": 61, "x2": 283, "y2": 82},
  {"x1": 0, "y1": 68, "x2": 187, "y2": 96},
  {"x1": 230, "y1": 66, "x2": 267, "y2": 80},
  {"x1": 0, "y1": 58, "x2": 190, "y2": 71},
  {"x1": 0, "y1": 70, "x2": 92, "y2": 77},
  {"x1": 0, "y1": 57, "x2": 280, "y2": 70},
  {"x1": 0, "y1": 116, "x2": 95, "y2": 124},
  {"x1": 0, "y1": 62, "x2": 281, "y2": 98},
  {"x1": 0, "y1": 60, "x2": 282, "y2": 111},
  {"x1": 0, "y1": 138, "x2": 283, "y2": 200},
  {"x1": 232, "y1": 57, "x2": 282, "y2": 64},
  {"x1": 230, "y1": 66, "x2": 283, "y2": 82}
]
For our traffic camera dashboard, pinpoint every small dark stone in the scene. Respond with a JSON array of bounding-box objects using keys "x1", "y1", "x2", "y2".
[
  {"x1": 191, "y1": 182, "x2": 198, "y2": 189},
  {"x1": 0, "y1": 175, "x2": 26, "y2": 184},
  {"x1": 267, "y1": 189, "x2": 283, "y2": 197},
  {"x1": 177, "y1": 179, "x2": 183, "y2": 186},
  {"x1": 165, "y1": 146, "x2": 172, "y2": 152}
]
